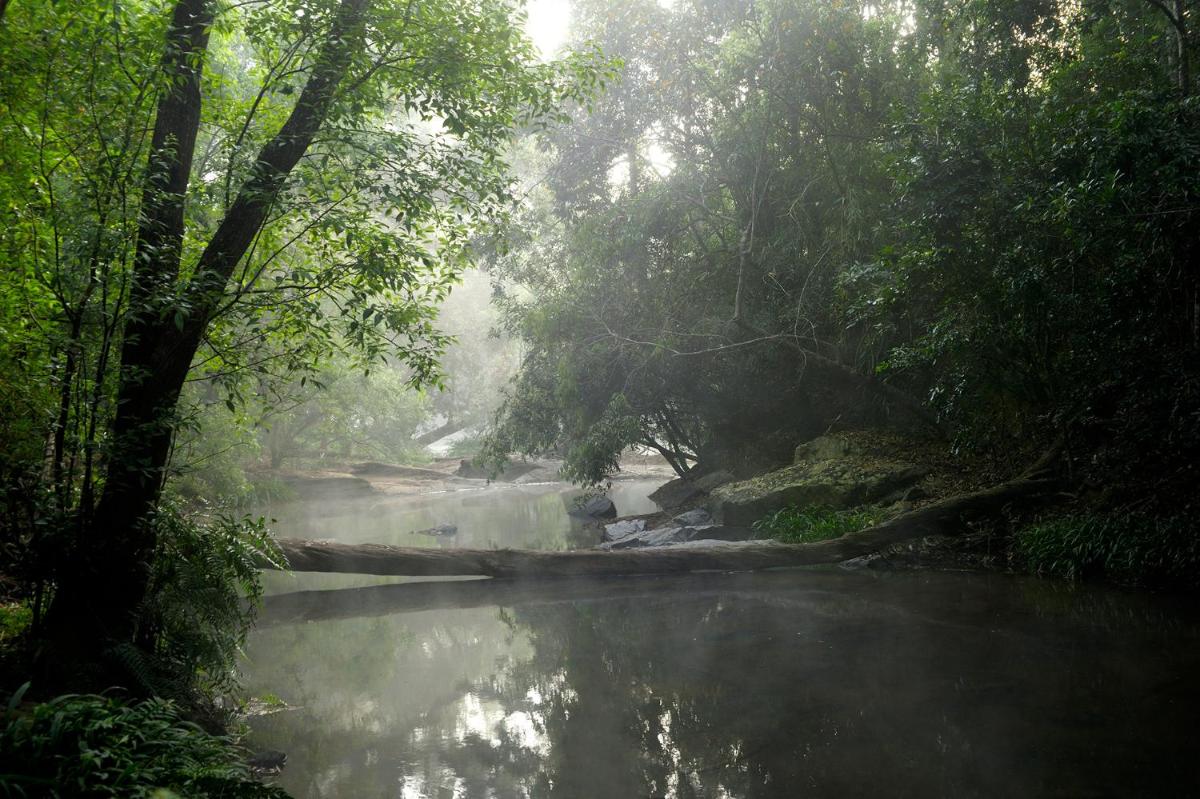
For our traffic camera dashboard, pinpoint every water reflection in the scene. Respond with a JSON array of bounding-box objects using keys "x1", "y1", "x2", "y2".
[{"x1": 243, "y1": 570, "x2": 1200, "y2": 797}]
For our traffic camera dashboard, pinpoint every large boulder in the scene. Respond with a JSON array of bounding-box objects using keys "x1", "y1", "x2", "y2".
[
  {"x1": 671, "y1": 508, "x2": 712, "y2": 527},
  {"x1": 710, "y1": 434, "x2": 927, "y2": 526},
  {"x1": 647, "y1": 470, "x2": 735, "y2": 510},
  {"x1": 567, "y1": 496, "x2": 617, "y2": 519}
]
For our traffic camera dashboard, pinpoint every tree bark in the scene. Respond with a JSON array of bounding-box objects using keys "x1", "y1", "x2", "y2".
[
  {"x1": 43, "y1": 0, "x2": 214, "y2": 659},
  {"x1": 1146, "y1": 0, "x2": 1193, "y2": 96},
  {"x1": 43, "y1": 0, "x2": 373, "y2": 677},
  {"x1": 269, "y1": 473, "x2": 1058, "y2": 578}
]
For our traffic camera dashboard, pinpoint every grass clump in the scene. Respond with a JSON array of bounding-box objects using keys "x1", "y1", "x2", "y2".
[
  {"x1": 0, "y1": 603, "x2": 32, "y2": 645},
  {"x1": 0, "y1": 691, "x2": 288, "y2": 798},
  {"x1": 753, "y1": 505, "x2": 887, "y2": 544},
  {"x1": 1016, "y1": 514, "x2": 1200, "y2": 589}
]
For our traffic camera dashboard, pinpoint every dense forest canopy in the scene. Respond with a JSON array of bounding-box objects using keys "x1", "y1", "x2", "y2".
[
  {"x1": 481, "y1": 0, "x2": 1199, "y2": 506},
  {"x1": 1, "y1": 0, "x2": 1199, "y2": 794},
  {"x1": 0, "y1": 0, "x2": 605, "y2": 685}
]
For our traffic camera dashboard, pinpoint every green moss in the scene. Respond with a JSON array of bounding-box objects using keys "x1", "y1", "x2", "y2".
[
  {"x1": 753, "y1": 505, "x2": 887, "y2": 544},
  {"x1": 0, "y1": 603, "x2": 32, "y2": 645},
  {"x1": 1016, "y1": 514, "x2": 1200, "y2": 589}
]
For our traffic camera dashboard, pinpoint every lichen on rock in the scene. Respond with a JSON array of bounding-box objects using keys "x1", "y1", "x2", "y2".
[{"x1": 709, "y1": 433, "x2": 929, "y2": 526}]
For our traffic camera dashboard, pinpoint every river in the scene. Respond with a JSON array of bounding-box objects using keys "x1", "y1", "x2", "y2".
[{"x1": 241, "y1": 476, "x2": 1200, "y2": 798}]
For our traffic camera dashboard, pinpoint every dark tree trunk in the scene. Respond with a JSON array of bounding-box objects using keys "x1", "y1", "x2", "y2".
[
  {"x1": 43, "y1": 0, "x2": 214, "y2": 664},
  {"x1": 1147, "y1": 0, "x2": 1193, "y2": 96},
  {"x1": 1176, "y1": 0, "x2": 1191, "y2": 96},
  {"x1": 42, "y1": 0, "x2": 372, "y2": 682}
]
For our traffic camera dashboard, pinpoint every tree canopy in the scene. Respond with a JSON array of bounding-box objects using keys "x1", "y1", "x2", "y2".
[
  {"x1": 482, "y1": 0, "x2": 1199, "y2": 507},
  {"x1": 0, "y1": 0, "x2": 607, "y2": 682}
]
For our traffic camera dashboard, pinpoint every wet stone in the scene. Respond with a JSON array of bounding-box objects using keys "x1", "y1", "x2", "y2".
[{"x1": 603, "y1": 518, "x2": 649, "y2": 542}]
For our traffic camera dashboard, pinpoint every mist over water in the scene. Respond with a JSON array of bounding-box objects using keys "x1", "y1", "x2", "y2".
[{"x1": 242, "y1": 485, "x2": 1200, "y2": 798}]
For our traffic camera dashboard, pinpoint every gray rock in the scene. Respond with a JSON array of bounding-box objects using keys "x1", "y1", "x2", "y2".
[
  {"x1": 693, "y1": 470, "x2": 735, "y2": 492},
  {"x1": 647, "y1": 470, "x2": 736, "y2": 510},
  {"x1": 598, "y1": 523, "x2": 756, "y2": 550},
  {"x1": 671, "y1": 508, "x2": 712, "y2": 527},
  {"x1": 568, "y1": 496, "x2": 617, "y2": 519},
  {"x1": 600, "y1": 526, "x2": 694, "y2": 550},
  {"x1": 602, "y1": 518, "x2": 649, "y2": 542},
  {"x1": 648, "y1": 477, "x2": 702, "y2": 509}
]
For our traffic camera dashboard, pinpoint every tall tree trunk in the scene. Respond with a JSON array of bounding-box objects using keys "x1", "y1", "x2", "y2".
[
  {"x1": 43, "y1": 0, "x2": 214, "y2": 666},
  {"x1": 1176, "y1": 0, "x2": 1191, "y2": 96},
  {"x1": 1148, "y1": 0, "x2": 1192, "y2": 96},
  {"x1": 43, "y1": 0, "x2": 372, "y2": 682}
]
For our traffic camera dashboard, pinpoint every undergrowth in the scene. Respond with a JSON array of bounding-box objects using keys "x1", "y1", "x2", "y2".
[
  {"x1": 1016, "y1": 514, "x2": 1200, "y2": 589},
  {"x1": 753, "y1": 505, "x2": 887, "y2": 544},
  {"x1": 95, "y1": 503, "x2": 289, "y2": 730},
  {"x1": 0, "y1": 689, "x2": 288, "y2": 798}
]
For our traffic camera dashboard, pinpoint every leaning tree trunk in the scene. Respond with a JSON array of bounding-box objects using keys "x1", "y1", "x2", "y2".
[
  {"x1": 43, "y1": 0, "x2": 372, "y2": 683},
  {"x1": 270, "y1": 472, "x2": 1059, "y2": 578}
]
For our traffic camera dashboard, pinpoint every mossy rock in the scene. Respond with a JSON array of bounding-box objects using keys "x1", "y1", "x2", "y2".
[{"x1": 710, "y1": 434, "x2": 928, "y2": 526}]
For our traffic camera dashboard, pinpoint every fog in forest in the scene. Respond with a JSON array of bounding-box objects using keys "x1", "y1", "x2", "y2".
[{"x1": 1, "y1": 0, "x2": 1198, "y2": 797}]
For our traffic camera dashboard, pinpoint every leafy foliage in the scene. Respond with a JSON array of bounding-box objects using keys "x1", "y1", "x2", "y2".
[
  {"x1": 0, "y1": 0, "x2": 607, "y2": 683},
  {"x1": 0, "y1": 691, "x2": 288, "y2": 798},
  {"x1": 753, "y1": 505, "x2": 887, "y2": 544},
  {"x1": 1016, "y1": 515, "x2": 1200, "y2": 589},
  {"x1": 127, "y1": 506, "x2": 286, "y2": 702},
  {"x1": 485, "y1": 0, "x2": 1200, "y2": 513}
]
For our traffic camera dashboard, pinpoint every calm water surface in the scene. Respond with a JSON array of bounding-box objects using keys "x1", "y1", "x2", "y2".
[{"x1": 242, "y1": 481, "x2": 1200, "y2": 798}]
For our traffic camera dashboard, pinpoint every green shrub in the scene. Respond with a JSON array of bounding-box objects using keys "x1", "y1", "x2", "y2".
[
  {"x1": 1016, "y1": 514, "x2": 1200, "y2": 589},
  {"x1": 0, "y1": 690, "x2": 288, "y2": 798},
  {"x1": 753, "y1": 505, "x2": 886, "y2": 544},
  {"x1": 116, "y1": 505, "x2": 286, "y2": 707}
]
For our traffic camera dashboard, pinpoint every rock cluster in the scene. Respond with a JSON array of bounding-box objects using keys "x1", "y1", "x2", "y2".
[{"x1": 598, "y1": 508, "x2": 755, "y2": 550}]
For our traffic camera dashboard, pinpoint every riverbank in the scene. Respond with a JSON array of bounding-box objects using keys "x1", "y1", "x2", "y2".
[{"x1": 245, "y1": 436, "x2": 1200, "y2": 592}]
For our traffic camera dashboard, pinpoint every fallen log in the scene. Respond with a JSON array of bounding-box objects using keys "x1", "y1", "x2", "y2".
[{"x1": 270, "y1": 473, "x2": 1059, "y2": 578}]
